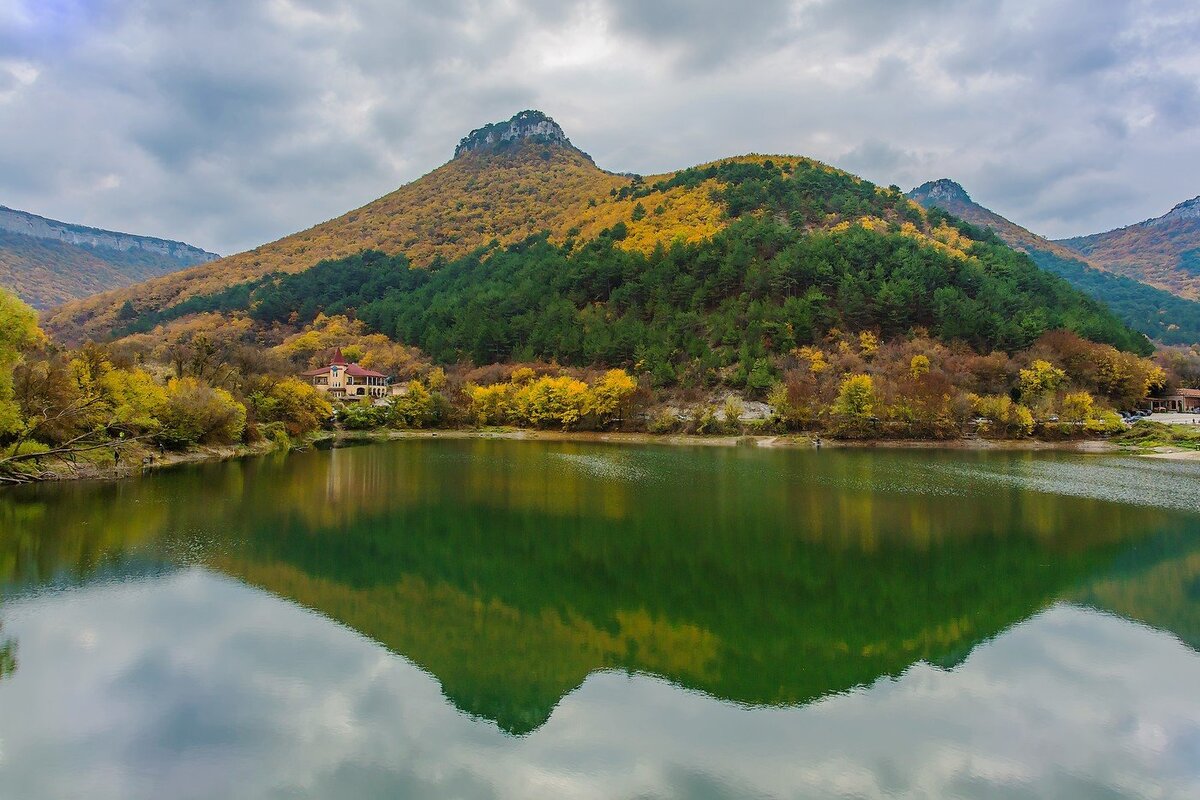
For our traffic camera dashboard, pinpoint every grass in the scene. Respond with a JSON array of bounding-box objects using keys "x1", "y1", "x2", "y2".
[{"x1": 1114, "y1": 420, "x2": 1200, "y2": 451}]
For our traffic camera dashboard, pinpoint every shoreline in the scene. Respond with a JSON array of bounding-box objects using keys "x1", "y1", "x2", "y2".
[
  {"x1": 321, "y1": 427, "x2": 1127, "y2": 454},
  {"x1": 11, "y1": 427, "x2": 1198, "y2": 488},
  {"x1": 6, "y1": 439, "x2": 284, "y2": 486}
]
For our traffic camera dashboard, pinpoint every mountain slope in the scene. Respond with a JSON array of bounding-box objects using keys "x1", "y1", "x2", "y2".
[
  {"x1": 908, "y1": 180, "x2": 1085, "y2": 263},
  {"x1": 0, "y1": 206, "x2": 217, "y2": 308},
  {"x1": 1056, "y1": 196, "x2": 1200, "y2": 299},
  {"x1": 50, "y1": 111, "x2": 1149, "y2": 364},
  {"x1": 48, "y1": 110, "x2": 714, "y2": 340},
  {"x1": 910, "y1": 179, "x2": 1200, "y2": 345}
]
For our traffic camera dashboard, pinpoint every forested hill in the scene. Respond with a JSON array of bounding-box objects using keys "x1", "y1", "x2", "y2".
[
  {"x1": 910, "y1": 180, "x2": 1200, "y2": 345},
  {"x1": 0, "y1": 206, "x2": 218, "y2": 309},
  {"x1": 107, "y1": 141, "x2": 1151, "y2": 378}
]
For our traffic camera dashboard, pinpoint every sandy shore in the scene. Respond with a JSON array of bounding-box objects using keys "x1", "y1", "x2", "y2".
[{"x1": 1139, "y1": 450, "x2": 1200, "y2": 461}]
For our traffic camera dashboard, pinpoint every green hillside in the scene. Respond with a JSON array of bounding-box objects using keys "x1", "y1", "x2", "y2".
[
  {"x1": 113, "y1": 156, "x2": 1151, "y2": 381},
  {"x1": 909, "y1": 179, "x2": 1200, "y2": 345},
  {"x1": 1028, "y1": 249, "x2": 1200, "y2": 345}
]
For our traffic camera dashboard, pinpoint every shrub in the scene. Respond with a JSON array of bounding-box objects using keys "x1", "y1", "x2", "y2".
[
  {"x1": 389, "y1": 381, "x2": 437, "y2": 428},
  {"x1": 248, "y1": 377, "x2": 333, "y2": 436},
  {"x1": 339, "y1": 402, "x2": 387, "y2": 430},
  {"x1": 647, "y1": 408, "x2": 680, "y2": 434},
  {"x1": 156, "y1": 378, "x2": 247, "y2": 449},
  {"x1": 722, "y1": 397, "x2": 744, "y2": 432},
  {"x1": 1084, "y1": 410, "x2": 1126, "y2": 435},
  {"x1": 688, "y1": 405, "x2": 719, "y2": 434},
  {"x1": 255, "y1": 420, "x2": 292, "y2": 448}
]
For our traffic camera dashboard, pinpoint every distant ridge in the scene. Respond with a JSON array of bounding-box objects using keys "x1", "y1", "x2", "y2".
[
  {"x1": 0, "y1": 205, "x2": 218, "y2": 309},
  {"x1": 1055, "y1": 194, "x2": 1200, "y2": 299},
  {"x1": 0, "y1": 206, "x2": 218, "y2": 265},
  {"x1": 908, "y1": 179, "x2": 1089, "y2": 264},
  {"x1": 909, "y1": 179, "x2": 1200, "y2": 345}
]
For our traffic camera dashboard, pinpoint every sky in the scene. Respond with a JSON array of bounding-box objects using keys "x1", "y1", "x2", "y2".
[{"x1": 1, "y1": 0, "x2": 1198, "y2": 255}]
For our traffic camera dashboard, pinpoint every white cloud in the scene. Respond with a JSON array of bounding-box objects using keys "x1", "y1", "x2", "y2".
[{"x1": 0, "y1": 0, "x2": 1197, "y2": 251}]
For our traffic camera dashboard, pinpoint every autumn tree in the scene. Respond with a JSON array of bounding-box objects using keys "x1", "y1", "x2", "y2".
[
  {"x1": 157, "y1": 378, "x2": 247, "y2": 449},
  {"x1": 587, "y1": 369, "x2": 637, "y2": 425},
  {"x1": 248, "y1": 377, "x2": 333, "y2": 437},
  {"x1": 831, "y1": 374, "x2": 876, "y2": 438},
  {"x1": 0, "y1": 289, "x2": 43, "y2": 436},
  {"x1": 971, "y1": 395, "x2": 1034, "y2": 437}
]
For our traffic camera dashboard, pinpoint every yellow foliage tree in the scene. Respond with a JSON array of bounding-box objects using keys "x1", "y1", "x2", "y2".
[
  {"x1": 0, "y1": 289, "x2": 45, "y2": 435},
  {"x1": 970, "y1": 394, "x2": 1034, "y2": 437},
  {"x1": 910, "y1": 354, "x2": 931, "y2": 380},
  {"x1": 858, "y1": 331, "x2": 879, "y2": 359},
  {"x1": 794, "y1": 346, "x2": 830, "y2": 374},
  {"x1": 1018, "y1": 360, "x2": 1066, "y2": 403},
  {"x1": 586, "y1": 369, "x2": 637, "y2": 423},
  {"x1": 513, "y1": 375, "x2": 591, "y2": 428},
  {"x1": 465, "y1": 383, "x2": 514, "y2": 425},
  {"x1": 1059, "y1": 391, "x2": 1095, "y2": 425},
  {"x1": 158, "y1": 378, "x2": 247, "y2": 448},
  {"x1": 831, "y1": 374, "x2": 876, "y2": 437},
  {"x1": 101, "y1": 368, "x2": 168, "y2": 434},
  {"x1": 250, "y1": 378, "x2": 333, "y2": 437}
]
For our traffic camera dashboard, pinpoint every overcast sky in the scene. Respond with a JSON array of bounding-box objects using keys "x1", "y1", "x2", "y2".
[{"x1": 1, "y1": 0, "x2": 1198, "y2": 255}]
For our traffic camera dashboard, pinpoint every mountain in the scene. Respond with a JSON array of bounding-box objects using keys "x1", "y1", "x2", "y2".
[
  {"x1": 46, "y1": 110, "x2": 633, "y2": 339},
  {"x1": 47, "y1": 111, "x2": 1149, "y2": 363},
  {"x1": 908, "y1": 180, "x2": 1088, "y2": 263},
  {"x1": 1056, "y1": 196, "x2": 1200, "y2": 300},
  {"x1": 0, "y1": 206, "x2": 218, "y2": 309},
  {"x1": 909, "y1": 179, "x2": 1200, "y2": 345}
]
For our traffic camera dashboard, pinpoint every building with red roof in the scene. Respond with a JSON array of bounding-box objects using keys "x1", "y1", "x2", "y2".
[
  {"x1": 1149, "y1": 387, "x2": 1200, "y2": 413},
  {"x1": 301, "y1": 348, "x2": 390, "y2": 400}
]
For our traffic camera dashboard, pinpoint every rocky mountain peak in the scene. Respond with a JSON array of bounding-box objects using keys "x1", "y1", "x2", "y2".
[
  {"x1": 453, "y1": 110, "x2": 573, "y2": 159},
  {"x1": 909, "y1": 179, "x2": 973, "y2": 206},
  {"x1": 1152, "y1": 195, "x2": 1200, "y2": 226}
]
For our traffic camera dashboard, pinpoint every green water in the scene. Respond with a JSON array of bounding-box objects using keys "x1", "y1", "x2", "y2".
[{"x1": 1, "y1": 439, "x2": 1199, "y2": 798}]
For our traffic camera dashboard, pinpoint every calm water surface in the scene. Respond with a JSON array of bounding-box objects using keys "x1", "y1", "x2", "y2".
[{"x1": 2, "y1": 440, "x2": 1200, "y2": 798}]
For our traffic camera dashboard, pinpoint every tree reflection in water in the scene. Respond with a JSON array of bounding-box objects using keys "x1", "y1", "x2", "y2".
[{"x1": 0, "y1": 440, "x2": 1198, "y2": 734}]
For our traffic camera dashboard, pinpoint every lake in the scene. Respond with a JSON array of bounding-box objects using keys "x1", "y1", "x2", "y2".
[{"x1": 2, "y1": 439, "x2": 1200, "y2": 799}]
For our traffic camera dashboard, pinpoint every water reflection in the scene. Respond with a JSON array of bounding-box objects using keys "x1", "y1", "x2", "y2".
[
  {"x1": 2, "y1": 574, "x2": 1197, "y2": 799},
  {"x1": 1, "y1": 440, "x2": 1199, "y2": 797}
]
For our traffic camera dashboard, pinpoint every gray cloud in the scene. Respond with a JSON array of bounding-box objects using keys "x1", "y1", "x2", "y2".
[{"x1": 0, "y1": 0, "x2": 1197, "y2": 253}]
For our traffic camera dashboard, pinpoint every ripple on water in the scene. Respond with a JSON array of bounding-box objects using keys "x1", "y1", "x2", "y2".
[
  {"x1": 546, "y1": 452, "x2": 654, "y2": 483},
  {"x1": 934, "y1": 456, "x2": 1200, "y2": 513}
]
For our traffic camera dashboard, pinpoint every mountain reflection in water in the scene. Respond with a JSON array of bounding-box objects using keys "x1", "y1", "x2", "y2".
[{"x1": 1, "y1": 440, "x2": 1199, "y2": 798}]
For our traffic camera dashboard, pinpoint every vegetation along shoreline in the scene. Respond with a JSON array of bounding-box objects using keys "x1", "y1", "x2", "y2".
[{"x1": 5, "y1": 118, "x2": 1200, "y2": 485}]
